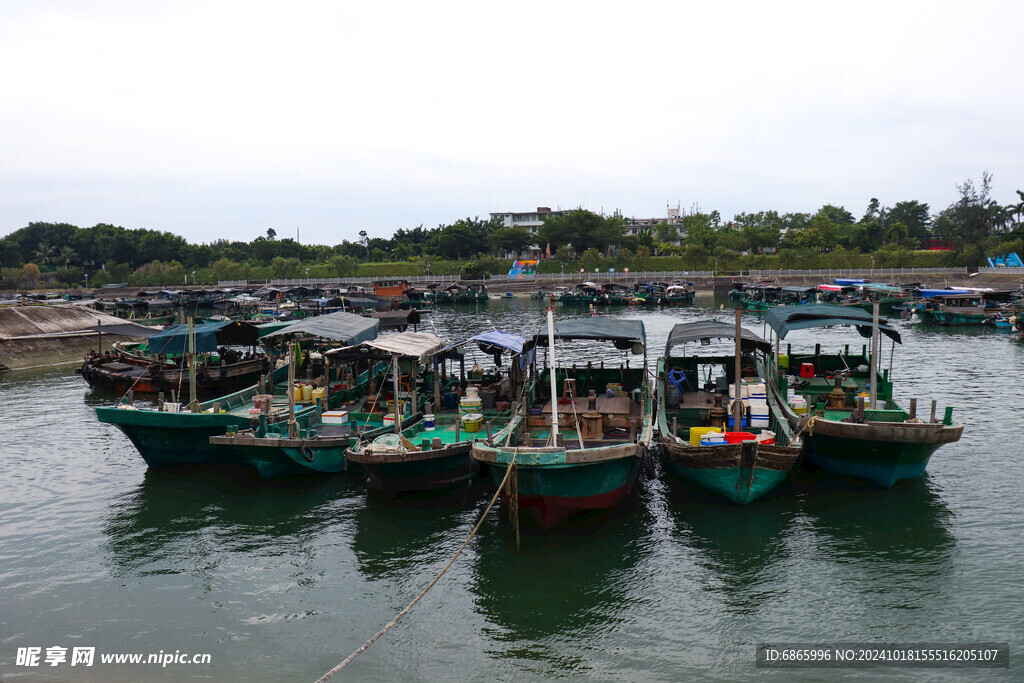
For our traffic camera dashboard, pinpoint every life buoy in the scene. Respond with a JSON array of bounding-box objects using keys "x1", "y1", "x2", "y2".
[{"x1": 150, "y1": 374, "x2": 165, "y2": 391}]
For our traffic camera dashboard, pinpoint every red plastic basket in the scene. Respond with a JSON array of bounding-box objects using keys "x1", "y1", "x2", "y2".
[{"x1": 723, "y1": 431, "x2": 756, "y2": 444}]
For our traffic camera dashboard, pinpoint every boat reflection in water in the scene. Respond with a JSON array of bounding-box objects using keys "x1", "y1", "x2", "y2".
[
  {"x1": 349, "y1": 486, "x2": 489, "y2": 583},
  {"x1": 662, "y1": 476, "x2": 798, "y2": 615},
  {"x1": 102, "y1": 468, "x2": 362, "y2": 579},
  {"x1": 794, "y1": 472, "x2": 956, "y2": 609},
  {"x1": 467, "y1": 494, "x2": 654, "y2": 676}
]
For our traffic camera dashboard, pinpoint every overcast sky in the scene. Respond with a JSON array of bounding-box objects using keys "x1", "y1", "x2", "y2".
[{"x1": 1, "y1": 0, "x2": 1021, "y2": 245}]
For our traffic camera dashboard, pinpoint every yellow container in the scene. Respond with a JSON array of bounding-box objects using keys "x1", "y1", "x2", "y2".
[
  {"x1": 311, "y1": 387, "x2": 325, "y2": 404},
  {"x1": 461, "y1": 413, "x2": 484, "y2": 433},
  {"x1": 302, "y1": 384, "x2": 313, "y2": 401},
  {"x1": 689, "y1": 426, "x2": 722, "y2": 447},
  {"x1": 778, "y1": 353, "x2": 789, "y2": 370}
]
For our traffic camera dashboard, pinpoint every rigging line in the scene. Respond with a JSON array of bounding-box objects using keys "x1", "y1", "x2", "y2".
[{"x1": 315, "y1": 453, "x2": 518, "y2": 682}]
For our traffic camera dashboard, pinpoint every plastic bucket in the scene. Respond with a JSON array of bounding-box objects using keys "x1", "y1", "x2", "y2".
[
  {"x1": 301, "y1": 384, "x2": 313, "y2": 401},
  {"x1": 461, "y1": 413, "x2": 483, "y2": 433},
  {"x1": 723, "y1": 431, "x2": 756, "y2": 444},
  {"x1": 383, "y1": 413, "x2": 396, "y2": 427},
  {"x1": 424, "y1": 413, "x2": 436, "y2": 431},
  {"x1": 791, "y1": 396, "x2": 807, "y2": 415}
]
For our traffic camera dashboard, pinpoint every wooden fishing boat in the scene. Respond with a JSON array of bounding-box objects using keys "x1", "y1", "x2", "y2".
[
  {"x1": 765, "y1": 304, "x2": 963, "y2": 487},
  {"x1": 97, "y1": 312, "x2": 381, "y2": 469},
  {"x1": 80, "y1": 321, "x2": 269, "y2": 396},
  {"x1": 661, "y1": 282, "x2": 696, "y2": 305},
  {"x1": 472, "y1": 315, "x2": 654, "y2": 528},
  {"x1": 656, "y1": 315, "x2": 802, "y2": 504},
  {"x1": 341, "y1": 331, "x2": 520, "y2": 495}
]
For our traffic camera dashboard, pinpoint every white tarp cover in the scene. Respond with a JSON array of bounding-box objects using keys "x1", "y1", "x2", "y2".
[{"x1": 353, "y1": 332, "x2": 446, "y2": 361}]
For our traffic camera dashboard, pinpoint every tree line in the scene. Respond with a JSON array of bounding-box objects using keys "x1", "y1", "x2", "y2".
[{"x1": 2, "y1": 173, "x2": 1022, "y2": 288}]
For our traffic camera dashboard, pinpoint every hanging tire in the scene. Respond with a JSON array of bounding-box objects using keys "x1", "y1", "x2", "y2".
[{"x1": 300, "y1": 445, "x2": 315, "y2": 463}]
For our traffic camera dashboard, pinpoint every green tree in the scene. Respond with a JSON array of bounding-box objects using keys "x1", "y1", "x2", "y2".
[
  {"x1": 579, "y1": 247, "x2": 602, "y2": 271},
  {"x1": 271, "y1": 256, "x2": 301, "y2": 279},
  {"x1": 488, "y1": 226, "x2": 534, "y2": 256},
  {"x1": 210, "y1": 257, "x2": 243, "y2": 282},
  {"x1": 329, "y1": 254, "x2": 360, "y2": 277},
  {"x1": 32, "y1": 242, "x2": 56, "y2": 265},
  {"x1": 887, "y1": 200, "x2": 931, "y2": 238}
]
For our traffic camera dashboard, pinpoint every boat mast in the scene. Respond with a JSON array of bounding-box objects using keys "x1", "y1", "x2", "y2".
[
  {"x1": 733, "y1": 307, "x2": 743, "y2": 431},
  {"x1": 870, "y1": 302, "x2": 879, "y2": 409},
  {"x1": 188, "y1": 316, "x2": 198, "y2": 412},
  {"x1": 287, "y1": 341, "x2": 298, "y2": 437},
  {"x1": 547, "y1": 307, "x2": 559, "y2": 445},
  {"x1": 392, "y1": 354, "x2": 402, "y2": 435}
]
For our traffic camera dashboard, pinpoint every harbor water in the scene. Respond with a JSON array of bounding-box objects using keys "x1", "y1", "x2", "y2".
[{"x1": 1, "y1": 296, "x2": 1021, "y2": 680}]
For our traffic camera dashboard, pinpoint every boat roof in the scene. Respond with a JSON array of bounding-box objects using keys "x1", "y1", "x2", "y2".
[
  {"x1": 918, "y1": 288, "x2": 971, "y2": 298},
  {"x1": 533, "y1": 318, "x2": 646, "y2": 346},
  {"x1": 149, "y1": 320, "x2": 260, "y2": 355},
  {"x1": 782, "y1": 286, "x2": 816, "y2": 294},
  {"x1": 765, "y1": 304, "x2": 902, "y2": 343},
  {"x1": 83, "y1": 321, "x2": 161, "y2": 339},
  {"x1": 664, "y1": 321, "x2": 771, "y2": 355},
  {"x1": 834, "y1": 278, "x2": 865, "y2": 286},
  {"x1": 260, "y1": 311, "x2": 380, "y2": 344},
  {"x1": 438, "y1": 329, "x2": 527, "y2": 356},
  {"x1": 331, "y1": 331, "x2": 446, "y2": 362}
]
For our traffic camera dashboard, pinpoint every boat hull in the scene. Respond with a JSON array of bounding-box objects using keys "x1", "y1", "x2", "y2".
[
  {"x1": 661, "y1": 441, "x2": 798, "y2": 505},
  {"x1": 99, "y1": 408, "x2": 252, "y2": 468},
  {"x1": 347, "y1": 442, "x2": 480, "y2": 496},
  {"x1": 802, "y1": 422, "x2": 962, "y2": 488}
]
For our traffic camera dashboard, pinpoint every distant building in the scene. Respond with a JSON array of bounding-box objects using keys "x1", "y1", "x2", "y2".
[
  {"x1": 623, "y1": 207, "x2": 686, "y2": 243},
  {"x1": 490, "y1": 206, "x2": 571, "y2": 235}
]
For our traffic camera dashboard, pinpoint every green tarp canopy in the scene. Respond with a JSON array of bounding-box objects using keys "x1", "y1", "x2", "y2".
[
  {"x1": 664, "y1": 321, "x2": 771, "y2": 356},
  {"x1": 148, "y1": 320, "x2": 259, "y2": 355},
  {"x1": 260, "y1": 311, "x2": 380, "y2": 344},
  {"x1": 765, "y1": 304, "x2": 902, "y2": 343},
  {"x1": 532, "y1": 318, "x2": 646, "y2": 348}
]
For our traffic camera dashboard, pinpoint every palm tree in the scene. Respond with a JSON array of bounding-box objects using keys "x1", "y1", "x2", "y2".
[
  {"x1": 1011, "y1": 190, "x2": 1024, "y2": 230},
  {"x1": 58, "y1": 245, "x2": 78, "y2": 268},
  {"x1": 31, "y1": 242, "x2": 56, "y2": 265}
]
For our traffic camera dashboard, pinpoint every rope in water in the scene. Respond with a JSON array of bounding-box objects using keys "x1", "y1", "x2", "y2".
[{"x1": 314, "y1": 452, "x2": 518, "y2": 682}]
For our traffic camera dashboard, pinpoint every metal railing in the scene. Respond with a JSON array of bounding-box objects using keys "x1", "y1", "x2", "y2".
[{"x1": 975, "y1": 266, "x2": 1024, "y2": 274}]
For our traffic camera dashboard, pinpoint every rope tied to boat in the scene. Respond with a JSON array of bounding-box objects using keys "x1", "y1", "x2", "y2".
[{"x1": 314, "y1": 451, "x2": 518, "y2": 682}]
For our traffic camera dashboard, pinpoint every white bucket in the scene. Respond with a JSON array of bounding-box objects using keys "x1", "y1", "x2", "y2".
[
  {"x1": 465, "y1": 386, "x2": 480, "y2": 399},
  {"x1": 163, "y1": 402, "x2": 180, "y2": 413}
]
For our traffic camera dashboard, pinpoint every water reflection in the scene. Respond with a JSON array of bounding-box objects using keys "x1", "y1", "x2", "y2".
[
  {"x1": 103, "y1": 469, "x2": 361, "y2": 583},
  {"x1": 469, "y1": 494, "x2": 654, "y2": 676},
  {"x1": 349, "y1": 486, "x2": 488, "y2": 583},
  {"x1": 663, "y1": 477, "x2": 797, "y2": 614},
  {"x1": 795, "y1": 471, "x2": 956, "y2": 567}
]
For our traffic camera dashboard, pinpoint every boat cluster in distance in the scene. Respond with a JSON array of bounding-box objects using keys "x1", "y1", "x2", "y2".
[{"x1": 87, "y1": 295, "x2": 965, "y2": 530}]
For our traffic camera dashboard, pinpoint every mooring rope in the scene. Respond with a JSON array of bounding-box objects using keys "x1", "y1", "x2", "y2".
[{"x1": 314, "y1": 452, "x2": 518, "y2": 682}]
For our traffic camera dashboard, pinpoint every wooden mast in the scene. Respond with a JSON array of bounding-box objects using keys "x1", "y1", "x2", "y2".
[{"x1": 733, "y1": 307, "x2": 744, "y2": 431}]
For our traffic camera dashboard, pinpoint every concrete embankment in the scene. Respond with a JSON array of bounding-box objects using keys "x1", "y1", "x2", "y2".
[{"x1": 0, "y1": 305, "x2": 140, "y2": 372}]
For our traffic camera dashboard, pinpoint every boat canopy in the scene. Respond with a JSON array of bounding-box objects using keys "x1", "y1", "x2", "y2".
[
  {"x1": 533, "y1": 318, "x2": 646, "y2": 348},
  {"x1": 438, "y1": 330, "x2": 527, "y2": 356},
  {"x1": 765, "y1": 304, "x2": 901, "y2": 343},
  {"x1": 918, "y1": 288, "x2": 970, "y2": 298},
  {"x1": 261, "y1": 311, "x2": 380, "y2": 344},
  {"x1": 149, "y1": 320, "x2": 260, "y2": 355},
  {"x1": 83, "y1": 321, "x2": 161, "y2": 338},
  {"x1": 664, "y1": 321, "x2": 772, "y2": 356},
  {"x1": 782, "y1": 286, "x2": 816, "y2": 294},
  {"x1": 834, "y1": 278, "x2": 865, "y2": 286},
  {"x1": 328, "y1": 331, "x2": 446, "y2": 362}
]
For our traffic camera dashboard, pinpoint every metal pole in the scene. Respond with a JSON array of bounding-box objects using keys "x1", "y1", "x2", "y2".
[
  {"x1": 870, "y1": 302, "x2": 879, "y2": 409},
  {"x1": 734, "y1": 307, "x2": 743, "y2": 431},
  {"x1": 392, "y1": 354, "x2": 402, "y2": 435},
  {"x1": 288, "y1": 341, "x2": 297, "y2": 437},
  {"x1": 547, "y1": 307, "x2": 559, "y2": 444}
]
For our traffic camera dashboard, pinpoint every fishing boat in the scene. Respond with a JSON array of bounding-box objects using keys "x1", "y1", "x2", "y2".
[
  {"x1": 80, "y1": 320, "x2": 269, "y2": 396},
  {"x1": 341, "y1": 331, "x2": 521, "y2": 495},
  {"x1": 656, "y1": 314, "x2": 802, "y2": 504},
  {"x1": 662, "y1": 282, "x2": 696, "y2": 305},
  {"x1": 765, "y1": 304, "x2": 963, "y2": 487},
  {"x1": 97, "y1": 312, "x2": 381, "y2": 469},
  {"x1": 472, "y1": 314, "x2": 654, "y2": 528}
]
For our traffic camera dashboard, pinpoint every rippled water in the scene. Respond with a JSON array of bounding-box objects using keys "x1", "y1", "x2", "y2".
[{"x1": 1, "y1": 296, "x2": 1021, "y2": 680}]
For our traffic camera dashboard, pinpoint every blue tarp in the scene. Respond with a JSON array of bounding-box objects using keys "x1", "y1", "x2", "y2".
[
  {"x1": 918, "y1": 288, "x2": 970, "y2": 298},
  {"x1": 148, "y1": 320, "x2": 257, "y2": 355}
]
